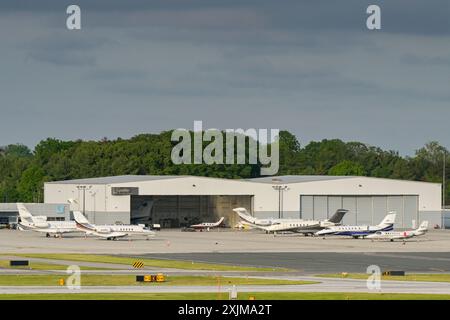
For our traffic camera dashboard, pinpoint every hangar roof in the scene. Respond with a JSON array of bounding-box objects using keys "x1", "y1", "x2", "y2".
[
  {"x1": 246, "y1": 175, "x2": 355, "y2": 184},
  {"x1": 46, "y1": 174, "x2": 354, "y2": 185},
  {"x1": 46, "y1": 174, "x2": 439, "y2": 186},
  {"x1": 46, "y1": 175, "x2": 186, "y2": 185}
]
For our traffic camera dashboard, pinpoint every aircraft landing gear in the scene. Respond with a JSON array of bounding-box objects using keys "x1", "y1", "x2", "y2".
[{"x1": 46, "y1": 233, "x2": 50, "y2": 238}]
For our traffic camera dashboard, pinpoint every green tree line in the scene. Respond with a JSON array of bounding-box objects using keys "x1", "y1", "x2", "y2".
[{"x1": 0, "y1": 131, "x2": 448, "y2": 205}]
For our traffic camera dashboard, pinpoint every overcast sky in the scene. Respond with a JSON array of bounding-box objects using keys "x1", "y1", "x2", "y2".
[{"x1": 0, "y1": 0, "x2": 449, "y2": 155}]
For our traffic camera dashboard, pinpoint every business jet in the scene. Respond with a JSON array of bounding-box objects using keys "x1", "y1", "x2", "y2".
[
  {"x1": 17, "y1": 203, "x2": 79, "y2": 238},
  {"x1": 233, "y1": 208, "x2": 348, "y2": 235},
  {"x1": 73, "y1": 211, "x2": 155, "y2": 240},
  {"x1": 315, "y1": 212, "x2": 396, "y2": 239},
  {"x1": 190, "y1": 217, "x2": 225, "y2": 231},
  {"x1": 366, "y1": 221, "x2": 429, "y2": 242}
]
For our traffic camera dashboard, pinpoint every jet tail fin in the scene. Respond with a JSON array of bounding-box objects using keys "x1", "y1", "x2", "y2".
[
  {"x1": 16, "y1": 203, "x2": 34, "y2": 222},
  {"x1": 378, "y1": 212, "x2": 396, "y2": 227},
  {"x1": 73, "y1": 211, "x2": 91, "y2": 225},
  {"x1": 417, "y1": 221, "x2": 429, "y2": 231},
  {"x1": 327, "y1": 209, "x2": 348, "y2": 224},
  {"x1": 233, "y1": 208, "x2": 257, "y2": 224},
  {"x1": 216, "y1": 217, "x2": 225, "y2": 226}
]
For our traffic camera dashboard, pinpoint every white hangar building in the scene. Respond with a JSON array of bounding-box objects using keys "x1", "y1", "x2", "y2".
[{"x1": 43, "y1": 175, "x2": 444, "y2": 229}]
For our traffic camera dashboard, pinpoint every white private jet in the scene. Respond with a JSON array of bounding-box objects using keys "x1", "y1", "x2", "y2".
[
  {"x1": 366, "y1": 221, "x2": 429, "y2": 242},
  {"x1": 233, "y1": 208, "x2": 348, "y2": 235},
  {"x1": 73, "y1": 211, "x2": 155, "y2": 240},
  {"x1": 190, "y1": 217, "x2": 225, "y2": 231},
  {"x1": 17, "y1": 203, "x2": 79, "y2": 238},
  {"x1": 315, "y1": 212, "x2": 397, "y2": 239}
]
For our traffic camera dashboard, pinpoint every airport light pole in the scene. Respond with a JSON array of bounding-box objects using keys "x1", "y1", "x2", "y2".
[
  {"x1": 272, "y1": 185, "x2": 288, "y2": 218},
  {"x1": 90, "y1": 191, "x2": 97, "y2": 223},
  {"x1": 444, "y1": 151, "x2": 447, "y2": 208}
]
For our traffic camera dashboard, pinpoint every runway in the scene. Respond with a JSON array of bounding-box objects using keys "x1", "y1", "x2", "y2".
[
  {"x1": 1, "y1": 276, "x2": 450, "y2": 295},
  {"x1": 136, "y1": 252, "x2": 450, "y2": 273},
  {"x1": 3, "y1": 251, "x2": 450, "y2": 274},
  {"x1": 1, "y1": 228, "x2": 450, "y2": 254},
  {"x1": 1, "y1": 228, "x2": 450, "y2": 297}
]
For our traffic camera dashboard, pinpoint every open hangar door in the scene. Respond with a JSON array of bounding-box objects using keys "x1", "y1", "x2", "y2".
[
  {"x1": 300, "y1": 195, "x2": 418, "y2": 228},
  {"x1": 131, "y1": 195, "x2": 253, "y2": 228},
  {"x1": 0, "y1": 212, "x2": 18, "y2": 227}
]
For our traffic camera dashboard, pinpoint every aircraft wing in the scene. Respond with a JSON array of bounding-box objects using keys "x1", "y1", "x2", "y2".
[
  {"x1": 190, "y1": 224, "x2": 206, "y2": 229},
  {"x1": 315, "y1": 228, "x2": 337, "y2": 236},
  {"x1": 290, "y1": 227, "x2": 323, "y2": 234},
  {"x1": 93, "y1": 232, "x2": 128, "y2": 238},
  {"x1": 240, "y1": 220, "x2": 272, "y2": 231}
]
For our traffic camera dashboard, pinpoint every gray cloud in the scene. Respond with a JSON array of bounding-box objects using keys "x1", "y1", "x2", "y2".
[
  {"x1": 25, "y1": 34, "x2": 116, "y2": 66},
  {"x1": 0, "y1": 1, "x2": 449, "y2": 155},
  {"x1": 1, "y1": 0, "x2": 449, "y2": 35},
  {"x1": 89, "y1": 0, "x2": 449, "y2": 37},
  {"x1": 401, "y1": 54, "x2": 450, "y2": 66}
]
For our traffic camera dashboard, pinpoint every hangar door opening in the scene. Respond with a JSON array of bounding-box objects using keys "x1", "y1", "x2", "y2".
[
  {"x1": 131, "y1": 195, "x2": 253, "y2": 228},
  {"x1": 300, "y1": 195, "x2": 418, "y2": 228}
]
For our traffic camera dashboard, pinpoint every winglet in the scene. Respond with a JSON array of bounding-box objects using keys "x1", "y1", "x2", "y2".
[
  {"x1": 73, "y1": 211, "x2": 90, "y2": 225},
  {"x1": 233, "y1": 208, "x2": 256, "y2": 224},
  {"x1": 378, "y1": 213, "x2": 396, "y2": 227},
  {"x1": 72, "y1": 211, "x2": 97, "y2": 232},
  {"x1": 216, "y1": 217, "x2": 225, "y2": 226},
  {"x1": 418, "y1": 220, "x2": 429, "y2": 230},
  {"x1": 327, "y1": 209, "x2": 348, "y2": 224},
  {"x1": 16, "y1": 203, "x2": 34, "y2": 222}
]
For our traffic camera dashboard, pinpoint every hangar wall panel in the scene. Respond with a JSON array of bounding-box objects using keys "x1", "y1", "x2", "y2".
[
  {"x1": 443, "y1": 211, "x2": 450, "y2": 229},
  {"x1": 342, "y1": 197, "x2": 357, "y2": 225},
  {"x1": 404, "y1": 196, "x2": 419, "y2": 228},
  {"x1": 387, "y1": 196, "x2": 404, "y2": 226},
  {"x1": 0, "y1": 203, "x2": 71, "y2": 222},
  {"x1": 419, "y1": 211, "x2": 444, "y2": 228},
  {"x1": 300, "y1": 195, "x2": 419, "y2": 227},
  {"x1": 327, "y1": 196, "x2": 343, "y2": 219},
  {"x1": 356, "y1": 196, "x2": 372, "y2": 226},
  {"x1": 372, "y1": 196, "x2": 387, "y2": 226},
  {"x1": 300, "y1": 196, "x2": 313, "y2": 220},
  {"x1": 313, "y1": 196, "x2": 328, "y2": 220},
  {"x1": 84, "y1": 211, "x2": 130, "y2": 225}
]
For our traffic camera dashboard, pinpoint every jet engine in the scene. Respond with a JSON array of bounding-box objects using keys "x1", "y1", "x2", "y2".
[{"x1": 96, "y1": 227, "x2": 112, "y2": 234}]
